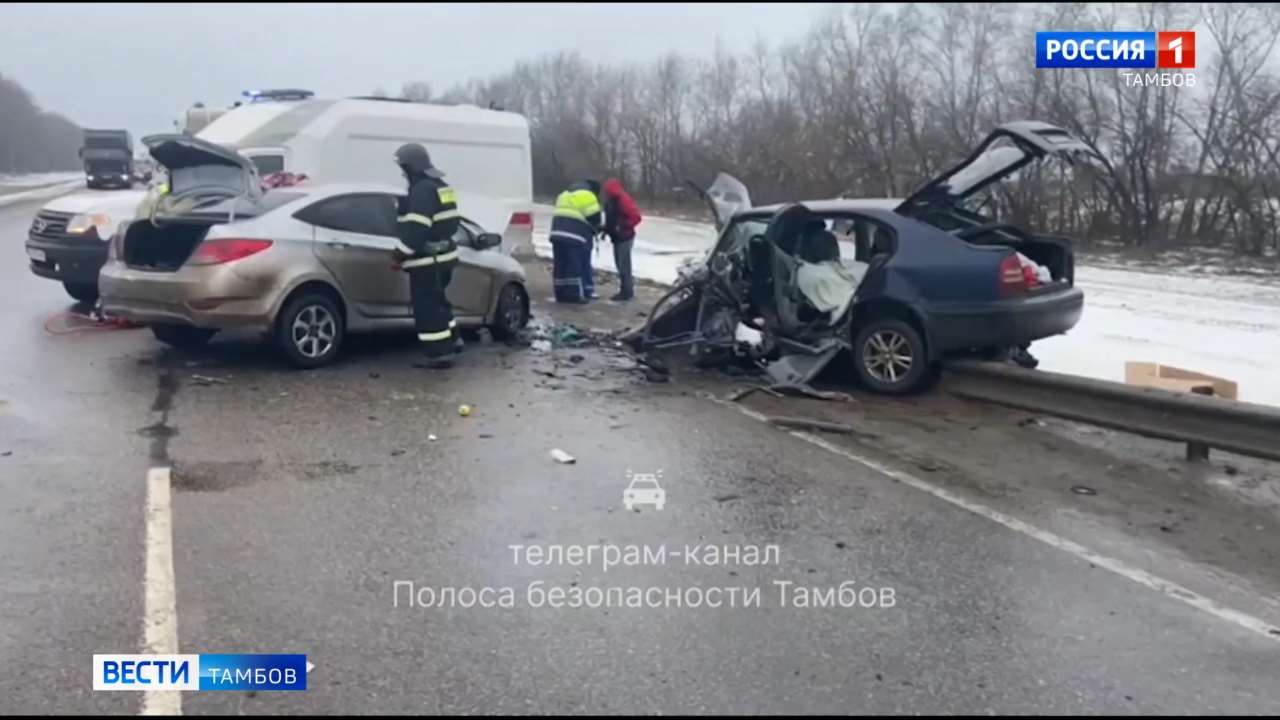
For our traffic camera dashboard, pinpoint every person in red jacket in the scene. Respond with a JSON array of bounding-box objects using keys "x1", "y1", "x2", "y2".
[{"x1": 601, "y1": 178, "x2": 642, "y2": 302}]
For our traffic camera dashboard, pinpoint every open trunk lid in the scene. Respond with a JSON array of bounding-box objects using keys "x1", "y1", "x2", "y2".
[
  {"x1": 142, "y1": 134, "x2": 263, "y2": 219},
  {"x1": 894, "y1": 121, "x2": 1097, "y2": 219}
]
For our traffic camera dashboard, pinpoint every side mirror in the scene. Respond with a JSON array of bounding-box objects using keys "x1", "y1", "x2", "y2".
[{"x1": 474, "y1": 232, "x2": 502, "y2": 250}]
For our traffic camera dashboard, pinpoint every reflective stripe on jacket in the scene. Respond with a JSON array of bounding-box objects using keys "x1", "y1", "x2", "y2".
[
  {"x1": 396, "y1": 175, "x2": 460, "y2": 263},
  {"x1": 549, "y1": 188, "x2": 602, "y2": 245}
]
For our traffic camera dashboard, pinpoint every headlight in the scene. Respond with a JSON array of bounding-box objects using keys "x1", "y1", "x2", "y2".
[{"x1": 66, "y1": 213, "x2": 114, "y2": 239}]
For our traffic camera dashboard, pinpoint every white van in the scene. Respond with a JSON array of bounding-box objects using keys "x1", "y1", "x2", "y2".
[{"x1": 26, "y1": 95, "x2": 536, "y2": 302}]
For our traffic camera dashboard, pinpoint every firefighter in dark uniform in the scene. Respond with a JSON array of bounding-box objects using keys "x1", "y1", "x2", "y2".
[{"x1": 392, "y1": 143, "x2": 462, "y2": 368}]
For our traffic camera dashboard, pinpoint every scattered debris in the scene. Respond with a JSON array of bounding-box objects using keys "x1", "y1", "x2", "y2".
[
  {"x1": 368, "y1": 372, "x2": 381, "y2": 379},
  {"x1": 1159, "y1": 525, "x2": 1173, "y2": 533},
  {"x1": 609, "y1": 422, "x2": 629, "y2": 430},
  {"x1": 766, "y1": 415, "x2": 855, "y2": 434},
  {"x1": 568, "y1": 354, "x2": 586, "y2": 364},
  {"x1": 1071, "y1": 485, "x2": 1098, "y2": 496},
  {"x1": 714, "y1": 493, "x2": 742, "y2": 503},
  {"x1": 390, "y1": 449, "x2": 404, "y2": 457},
  {"x1": 391, "y1": 392, "x2": 416, "y2": 401},
  {"x1": 458, "y1": 404, "x2": 473, "y2": 417},
  {"x1": 917, "y1": 460, "x2": 943, "y2": 472},
  {"x1": 1, "y1": 451, "x2": 11, "y2": 457},
  {"x1": 190, "y1": 374, "x2": 228, "y2": 386},
  {"x1": 1017, "y1": 417, "x2": 1046, "y2": 428},
  {"x1": 643, "y1": 367, "x2": 670, "y2": 383},
  {"x1": 765, "y1": 383, "x2": 853, "y2": 402},
  {"x1": 1224, "y1": 464, "x2": 1239, "y2": 476},
  {"x1": 835, "y1": 541, "x2": 847, "y2": 549},
  {"x1": 533, "y1": 369, "x2": 560, "y2": 379},
  {"x1": 550, "y1": 448, "x2": 576, "y2": 464},
  {"x1": 552, "y1": 326, "x2": 581, "y2": 345},
  {"x1": 531, "y1": 339, "x2": 553, "y2": 352},
  {"x1": 428, "y1": 434, "x2": 438, "y2": 442},
  {"x1": 479, "y1": 433, "x2": 494, "y2": 439},
  {"x1": 727, "y1": 386, "x2": 785, "y2": 402}
]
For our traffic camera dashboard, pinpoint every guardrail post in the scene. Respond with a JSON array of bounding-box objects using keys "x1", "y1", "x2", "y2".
[{"x1": 1185, "y1": 385, "x2": 1214, "y2": 463}]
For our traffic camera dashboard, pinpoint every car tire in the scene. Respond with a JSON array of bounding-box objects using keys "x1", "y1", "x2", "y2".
[
  {"x1": 63, "y1": 281, "x2": 99, "y2": 304},
  {"x1": 489, "y1": 282, "x2": 529, "y2": 340},
  {"x1": 275, "y1": 292, "x2": 344, "y2": 368},
  {"x1": 151, "y1": 324, "x2": 218, "y2": 348},
  {"x1": 852, "y1": 318, "x2": 928, "y2": 394}
]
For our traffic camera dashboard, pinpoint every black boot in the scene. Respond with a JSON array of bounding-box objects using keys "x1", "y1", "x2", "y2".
[{"x1": 1009, "y1": 345, "x2": 1039, "y2": 369}]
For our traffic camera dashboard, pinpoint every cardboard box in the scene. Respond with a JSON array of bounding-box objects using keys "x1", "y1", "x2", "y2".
[{"x1": 1124, "y1": 362, "x2": 1238, "y2": 400}]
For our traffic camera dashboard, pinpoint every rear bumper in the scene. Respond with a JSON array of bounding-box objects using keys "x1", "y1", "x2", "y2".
[
  {"x1": 26, "y1": 232, "x2": 108, "y2": 284},
  {"x1": 98, "y1": 260, "x2": 281, "y2": 330},
  {"x1": 928, "y1": 285, "x2": 1084, "y2": 353}
]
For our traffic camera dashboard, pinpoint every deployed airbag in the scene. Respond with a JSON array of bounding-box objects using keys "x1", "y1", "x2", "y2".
[{"x1": 795, "y1": 260, "x2": 866, "y2": 321}]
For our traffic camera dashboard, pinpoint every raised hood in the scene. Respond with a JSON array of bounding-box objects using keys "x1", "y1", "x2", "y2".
[{"x1": 895, "y1": 121, "x2": 1097, "y2": 217}]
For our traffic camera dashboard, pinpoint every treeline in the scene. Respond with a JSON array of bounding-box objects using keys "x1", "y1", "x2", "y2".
[
  {"x1": 0, "y1": 72, "x2": 82, "y2": 174},
  {"x1": 428, "y1": 3, "x2": 1280, "y2": 256}
]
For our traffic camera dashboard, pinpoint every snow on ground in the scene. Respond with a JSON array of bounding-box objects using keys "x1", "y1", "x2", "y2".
[
  {"x1": 531, "y1": 206, "x2": 714, "y2": 287},
  {"x1": 0, "y1": 174, "x2": 85, "y2": 208},
  {"x1": 532, "y1": 206, "x2": 1280, "y2": 407},
  {"x1": 0, "y1": 171, "x2": 83, "y2": 188}
]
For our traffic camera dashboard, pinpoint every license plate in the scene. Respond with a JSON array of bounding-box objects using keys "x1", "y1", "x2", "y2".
[{"x1": 26, "y1": 248, "x2": 46, "y2": 262}]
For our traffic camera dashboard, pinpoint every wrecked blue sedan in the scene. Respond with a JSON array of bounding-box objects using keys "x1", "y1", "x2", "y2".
[{"x1": 629, "y1": 121, "x2": 1089, "y2": 394}]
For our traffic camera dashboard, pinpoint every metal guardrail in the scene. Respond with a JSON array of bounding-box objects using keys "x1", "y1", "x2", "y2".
[{"x1": 942, "y1": 360, "x2": 1280, "y2": 463}]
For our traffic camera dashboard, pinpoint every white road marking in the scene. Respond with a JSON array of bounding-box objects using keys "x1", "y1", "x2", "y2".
[
  {"x1": 718, "y1": 399, "x2": 1280, "y2": 643},
  {"x1": 141, "y1": 466, "x2": 181, "y2": 716}
]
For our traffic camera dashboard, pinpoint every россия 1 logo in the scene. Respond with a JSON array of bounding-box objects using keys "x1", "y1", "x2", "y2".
[{"x1": 1036, "y1": 31, "x2": 1195, "y2": 87}]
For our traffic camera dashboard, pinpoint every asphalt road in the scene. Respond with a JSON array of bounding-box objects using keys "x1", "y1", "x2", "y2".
[{"x1": 1, "y1": 193, "x2": 1278, "y2": 714}]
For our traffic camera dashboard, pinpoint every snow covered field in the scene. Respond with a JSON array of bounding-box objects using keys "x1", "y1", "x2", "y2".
[
  {"x1": 533, "y1": 207, "x2": 1280, "y2": 407},
  {"x1": 0, "y1": 172, "x2": 84, "y2": 208},
  {"x1": 0, "y1": 171, "x2": 82, "y2": 189}
]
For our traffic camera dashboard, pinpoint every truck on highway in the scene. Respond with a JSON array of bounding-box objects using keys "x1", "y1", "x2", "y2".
[
  {"x1": 25, "y1": 90, "x2": 534, "y2": 304},
  {"x1": 79, "y1": 129, "x2": 134, "y2": 190}
]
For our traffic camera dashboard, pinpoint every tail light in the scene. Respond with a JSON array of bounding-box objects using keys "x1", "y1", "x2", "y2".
[
  {"x1": 1021, "y1": 262, "x2": 1042, "y2": 289},
  {"x1": 509, "y1": 211, "x2": 533, "y2": 227},
  {"x1": 187, "y1": 238, "x2": 273, "y2": 266},
  {"x1": 107, "y1": 232, "x2": 122, "y2": 262},
  {"x1": 998, "y1": 254, "x2": 1027, "y2": 297}
]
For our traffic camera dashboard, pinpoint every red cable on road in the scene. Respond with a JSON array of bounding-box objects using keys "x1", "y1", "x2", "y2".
[{"x1": 42, "y1": 310, "x2": 143, "y2": 336}]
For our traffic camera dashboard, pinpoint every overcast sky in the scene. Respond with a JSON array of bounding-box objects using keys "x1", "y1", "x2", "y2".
[{"x1": 1, "y1": 2, "x2": 825, "y2": 139}]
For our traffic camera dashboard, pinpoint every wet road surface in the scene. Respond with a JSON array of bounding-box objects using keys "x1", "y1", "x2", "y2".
[{"x1": 1, "y1": 194, "x2": 1278, "y2": 714}]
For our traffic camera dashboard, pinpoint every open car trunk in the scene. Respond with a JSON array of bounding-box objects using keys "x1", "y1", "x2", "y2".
[
  {"x1": 894, "y1": 121, "x2": 1096, "y2": 286},
  {"x1": 120, "y1": 135, "x2": 267, "y2": 271},
  {"x1": 122, "y1": 221, "x2": 215, "y2": 272}
]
